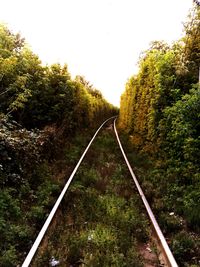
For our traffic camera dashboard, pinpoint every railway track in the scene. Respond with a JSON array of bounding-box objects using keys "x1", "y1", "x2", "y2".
[{"x1": 22, "y1": 117, "x2": 178, "y2": 267}]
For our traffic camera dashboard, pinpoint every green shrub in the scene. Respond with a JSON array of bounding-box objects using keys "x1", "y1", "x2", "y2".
[
  {"x1": 0, "y1": 246, "x2": 18, "y2": 267},
  {"x1": 171, "y1": 231, "x2": 196, "y2": 265},
  {"x1": 183, "y1": 189, "x2": 200, "y2": 231}
]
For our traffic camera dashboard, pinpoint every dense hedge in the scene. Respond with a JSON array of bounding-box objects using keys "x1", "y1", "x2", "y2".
[
  {"x1": 0, "y1": 24, "x2": 117, "y2": 266},
  {"x1": 0, "y1": 24, "x2": 117, "y2": 130},
  {"x1": 119, "y1": 5, "x2": 200, "y2": 266}
]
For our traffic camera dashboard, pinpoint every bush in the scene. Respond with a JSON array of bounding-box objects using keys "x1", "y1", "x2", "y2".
[
  {"x1": 183, "y1": 189, "x2": 200, "y2": 231},
  {"x1": 171, "y1": 231, "x2": 196, "y2": 265},
  {"x1": 0, "y1": 246, "x2": 18, "y2": 267}
]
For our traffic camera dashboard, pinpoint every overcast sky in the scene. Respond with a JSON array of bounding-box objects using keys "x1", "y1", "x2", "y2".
[{"x1": 0, "y1": 0, "x2": 194, "y2": 106}]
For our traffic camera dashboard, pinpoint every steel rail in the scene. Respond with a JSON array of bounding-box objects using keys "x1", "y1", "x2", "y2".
[
  {"x1": 114, "y1": 119, "x2": 178, "y2": 267},
  {"x1": 21, "y1": 116, "x2": 117, "y2": 267}
]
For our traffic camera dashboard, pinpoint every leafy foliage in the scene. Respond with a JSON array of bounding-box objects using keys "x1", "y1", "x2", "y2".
[
  {"x1": 0, "y1": 115, "x2": 60, "y2": 265},
  {"x1": 0, "y1": 23, "x2": 117, "y2": 266},
  {"x1": 119, "y1": 5, "x2": 200, "y2": 266},
  {"x1": 0, "y1": 24, "x2": 117, "y2": 130}
]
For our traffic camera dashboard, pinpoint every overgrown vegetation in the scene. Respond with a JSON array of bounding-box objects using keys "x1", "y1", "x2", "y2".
[
  {"x1": 119, "y1": 4, "x2": 200, "y2": 266},
  {"x1": 0, "y1": 24, "x2": 117, "y2": 129},
  {"x1": 0, "y1": 24, "x2": 117, "y2": 266},
  {"x1": 1, "y1": 3, "x2": 200, "y2": 266},
  {"x1": 32, "y1": 129, "x2": 159, "y2": 267},
  {"x1": 0, "y1": 115, "x2": 60, "y2": 266}
]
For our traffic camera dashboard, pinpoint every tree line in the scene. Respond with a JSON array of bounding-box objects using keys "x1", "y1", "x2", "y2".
[
  {"x1": 119, "y1": 5, "x2": 200, "y2": 266},
  {"x1": 0, "y1": 23, "x2": 117, "y2": 130},
  {"x1": 0, "y1": 24, "x2": 117, "y2": 266}
]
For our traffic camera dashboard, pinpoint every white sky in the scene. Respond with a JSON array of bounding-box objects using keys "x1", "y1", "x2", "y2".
[{"x1": 0, "y1": 0, "x2": 194, "y2": 106}]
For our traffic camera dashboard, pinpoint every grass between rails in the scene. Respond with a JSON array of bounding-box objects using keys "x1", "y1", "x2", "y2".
[
  {"x1": 118, "y1": 131, "x2": 200, "y2": 267},
  {"x1": 32, "y1": 125, "x2": 159, "y2": 267}
]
